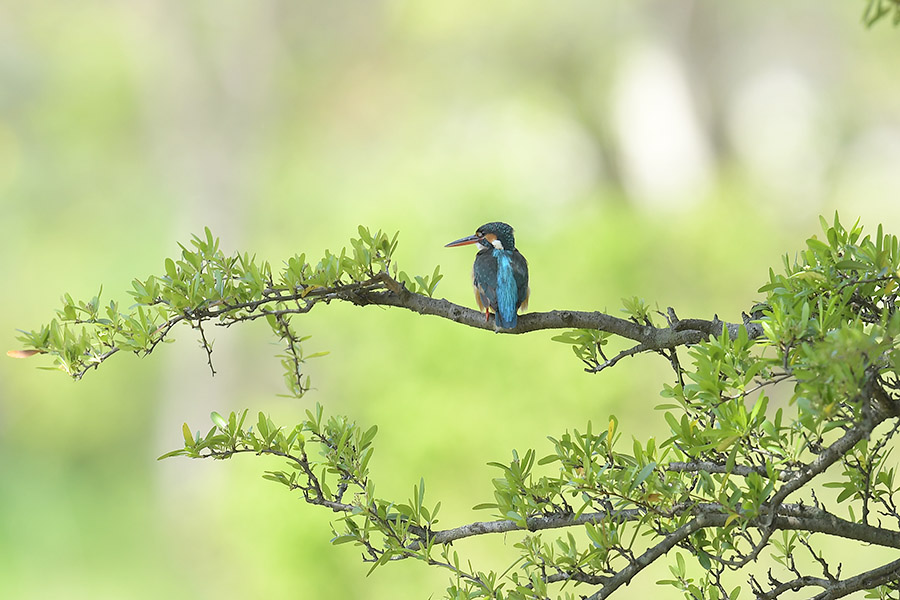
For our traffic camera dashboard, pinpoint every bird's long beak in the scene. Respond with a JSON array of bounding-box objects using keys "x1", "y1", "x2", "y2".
[{"x1": 444, "y1": 234, "x2": 481, "y2": 248}]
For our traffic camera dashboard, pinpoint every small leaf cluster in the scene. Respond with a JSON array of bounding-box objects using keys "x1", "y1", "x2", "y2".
[
  {"x1": 15, "y1": 226, "x2": 440, "y2": 395},
  {"x1": 551, "y1": 297, "x2": 654, "y2": 370},
  {"x1": 620, "y1": 296, "x2": 657, "y2": 326},
  {"x1": 757, "y1": 215, "x2": 900, "y2": 421},
  {"x1": 551, "y1": 329, "x2": 612, "y2": 368}
]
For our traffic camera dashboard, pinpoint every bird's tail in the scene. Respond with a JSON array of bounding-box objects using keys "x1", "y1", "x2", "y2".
[{"x1": 495, "y1": 310, "x2": 517, "y2": 329}]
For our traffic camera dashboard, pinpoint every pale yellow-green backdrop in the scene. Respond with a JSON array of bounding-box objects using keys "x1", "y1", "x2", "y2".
[{"x1": 2, "y1": 2, "x2": 899, "y2": 599}]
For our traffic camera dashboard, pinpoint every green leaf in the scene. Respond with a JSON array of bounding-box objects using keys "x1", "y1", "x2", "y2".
[
  {"x1": 331, "y1": 534, "x2": 358, "y2": 545},
  {"x1": 211, "y1": 411, "x2": 227, "y2": 429},
  {"x1": 257, "y1": 412, "x2": 269, "y2": 438},
  {"x1": 630, "y1": 462, "x2": 656, "y2": 491},
  {"x1": 835, "y1": 260, "x2": 869, "y2": 271},
  {"x1": 182, "y1": 422, "x2": 194, "y2": 447},
  {"x1": 806, "y1": 238, "x2": 831, "y2": 254},
  {"x1": 165, "y1": 258, "x2": 178, "y2": 281},
  {"x1": 725, "y1": 443, "x2": 739, "y2": 473},
  {"x1": 157, "y1": 449, "x2": 187, "y2": 460}
]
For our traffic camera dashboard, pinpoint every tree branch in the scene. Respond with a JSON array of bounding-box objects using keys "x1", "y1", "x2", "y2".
[
  {"x1": 668, "y1": 461, "x2": 798, "y2": 481},
  {"x1": 363, "y1": 283, "x2": 750, "y2": 344},
  {"x1": 411, "y1": 508, "x2": 644, "y2": 549},
  {"x1": 810, "y1": 556, "x2": 900, "y2": 600},
  {"x1": 758, "y1": 556, "x2": 900, "y2": 600},
  {"x1": 402, "y1": 500, "x2": 900, "y2": 558}
]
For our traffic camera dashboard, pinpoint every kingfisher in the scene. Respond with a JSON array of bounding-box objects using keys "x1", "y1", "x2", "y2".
[{"x1": 445, "y1": 221, "x2": 529, "y2": 330}]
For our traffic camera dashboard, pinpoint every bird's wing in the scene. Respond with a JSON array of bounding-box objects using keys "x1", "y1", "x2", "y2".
[
  {"x1": 512, "y1": 250, "x2": 529, "y2": 311},
  {"x1": 473, "y1": 251, "x2": 498, "y2": 312}
]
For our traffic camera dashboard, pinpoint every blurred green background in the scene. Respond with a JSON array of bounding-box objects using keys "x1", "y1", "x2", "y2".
[{"x1": 2, "y1": 1, "x2": 900, "y2": 598}]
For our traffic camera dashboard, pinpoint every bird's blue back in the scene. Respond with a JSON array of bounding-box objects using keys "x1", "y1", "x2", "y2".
[{"x1": 494, "y1": 249, "x2": 518, "y2": 329}]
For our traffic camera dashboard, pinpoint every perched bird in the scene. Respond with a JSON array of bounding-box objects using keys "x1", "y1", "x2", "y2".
[{"x1": 445, "y1": 222, "x2": 529, "y2": 330}]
